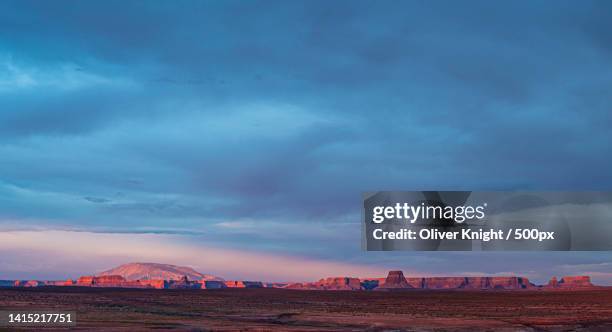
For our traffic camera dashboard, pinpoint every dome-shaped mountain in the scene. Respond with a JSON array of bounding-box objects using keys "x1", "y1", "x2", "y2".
[{"x1": 97, "y1": 262, "x2": 223, "y2": 281}]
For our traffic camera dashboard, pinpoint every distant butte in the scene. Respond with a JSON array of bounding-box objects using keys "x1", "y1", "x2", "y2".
[{"x1": 377, "y1": 270, "x2": 411, "y2": 289}]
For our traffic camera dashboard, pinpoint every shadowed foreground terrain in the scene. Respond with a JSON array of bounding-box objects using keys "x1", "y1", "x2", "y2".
[{"x1": 1, "y1": 287, "x2": 611, "y2": 331}]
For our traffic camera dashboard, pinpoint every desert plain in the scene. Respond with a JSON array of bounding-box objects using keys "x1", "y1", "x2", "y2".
[{"x1": 1, "y1": 287, "x2": 611, "y2": 331}]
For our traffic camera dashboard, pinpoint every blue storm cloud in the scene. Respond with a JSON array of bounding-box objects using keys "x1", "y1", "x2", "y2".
[{"x1": 1, "y1": 0, "x2": 611, "y2": 280}]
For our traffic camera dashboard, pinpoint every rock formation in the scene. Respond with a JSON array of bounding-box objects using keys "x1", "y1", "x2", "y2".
[
  {"x1": 546, "y1": 276, "x2": 593, "y2": 289},
  {"x1": 286, "y1": 277, "x2": 363, "y2": 290},
  {"x1": 97, "y1": 262, "x2": 223, "y2": 282},
  {"x1": 45, "y1": 279, "x2": 75, "y2": 286},
  {"x1": 225, "y1": 280, "x2": 264, "y2": 288},
  {"x1": 136, "y1": 279, "x2": 166, "y2": 289},
  {"x1": 95, "y1": 275, "x2": 126, "y2": 285},
  {"x1": 489, "y1": 277, "x2": 534, "y2": 289},
  {"x1": 377, "y1": 271, "x2": 411, "y2": 290},
  {"x1": 200, "y1": 280, "x2": 227, "y2": 289},
  {"x1": 225, "y1": 281, "x2": 246, "y2": 288},
  {"x1": 405, "y1": 277, "x2": 425, "y2": 288},
  {"x1": 360, "y1": 279, "x2": 380, "y2": 290},
  {"x1": 318, "y1": 277, "x2": 362, "y2": 290},
  {"x1": 2, "y1": 265, "x2": 599, "y2": 292},
  {"x1": 264, "y1": 282, "x2": 289, "y2": 288},
  {"x1": 270, "y1": 271, "x2": 595, "y2": 292},
  {"x1": 75, "y1": 275, "x2": 166, "y2": 288},
  {"x1": 77, "y1": 275, "x2": 126, "y2": 287},
  {"x1": 77, "y1": 276, "x2": 95, "y2": 286},
  {"x1": 460, "y1": 277, "x2": 488, "y2": 289},
  {"x1": 243, "y1": 281, "x2": 264, "y2": 288},
  {"x1": 372, "y1": 272, "x2": 535, "y2": 291},
  {"x1": 560, "y1": 276, "x2": 593, "y2": 287},
  {"x1": 423, "y1": 277, "x2": 466, "y2": 289},
  {"x1": 167, "y1": 276, "x2": 200, "y2": 289}
]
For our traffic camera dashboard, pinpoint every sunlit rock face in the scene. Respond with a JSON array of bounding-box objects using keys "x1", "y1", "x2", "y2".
[
  {"x1": 315, "y1": 277, "x2": 362, "y2": 290},
  {"x1": 560, "y1": 276, "x2": 593, "y2": 287},
  {"x1": 546, "y1": 276, "x2": 594, "y2": 289},
  {"x1": 466, "y1": 277, "x2": 534, "y2": 290},
  {"x1": 75, "y1": 275, "x2": 168, "y2": 288},
  {"x1": 136, "y1": 279, "x2": 167, "y2": 289},
  {"x1": 95, "y1": 275, "x2": 126, "y2": 285},
  {"x1": 405, "y1": 277, "x2": 424, "y2": 288},
  {"x1": 423, "y1": 277, "x2": 466, "y2": 289},
  {"x1": 168, "y1": 276, "x2": 200, "y2": 289},
  {"x1": 225, "y1": 281, "x2": 246, "y2": 288},
  {"x1": 374, "y1": 272, "x2": 536, "y2": 290},
  {"x1": 286, "y1": 277, "x2": 363, "y2": 290},
  {"x1": 377, "y1": 271, "x2": 411, "y2": 290},
  {"x1": 97, "y1": 262, "x2": 223, "y2": 282},
  {"x1": 290, "y1": 271, "x2": 590, "y2": 291},
  {"x1": 77, "y1": 275, "x2": 127, "y2": 287},
  {"x1": 76, "y1": 276, "x2": 95, "y2": 286},
  {"x1": 487, "y1": 277, "x2": 533, "y2": 290},
  {"x1": 1, "y1": 266, "x2": 598, "y2": 291},
  {"x1": 44, "y1": 279, "x2": 75, "y2": 286},
  {"x1": 462, "y1": 277, "x2": 490, "y2": 289}
]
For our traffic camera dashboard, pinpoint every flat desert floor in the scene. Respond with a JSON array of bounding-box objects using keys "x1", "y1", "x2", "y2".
[{"x1": 1, "y1": 287, "x2": 611, "y2": 331}]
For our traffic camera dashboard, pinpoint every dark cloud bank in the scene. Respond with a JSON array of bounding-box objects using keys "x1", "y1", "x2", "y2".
[{"x1": 0, "y1": 0, "x2": 611, "y2": 281}]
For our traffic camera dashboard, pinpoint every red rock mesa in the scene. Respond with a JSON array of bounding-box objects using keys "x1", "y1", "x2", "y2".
[
  {"x1": 545, "y1": 276, "x2": 594, "y2": 289},
  {"x1": 286, "y1": 271, "x2": 575, "y2": 291},
  {"x1": 2, "y1": 265, "x2": 600, "y2": 291},
  {"x1": 286, "y1": 277, "x2": 363, "y2": 290}
]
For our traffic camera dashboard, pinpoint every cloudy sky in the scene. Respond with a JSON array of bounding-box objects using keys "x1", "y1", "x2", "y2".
[{"x1": 1, "y1": 0, "x2": 611, "y2": 283}]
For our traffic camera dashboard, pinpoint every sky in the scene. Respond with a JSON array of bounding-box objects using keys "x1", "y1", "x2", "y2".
[{"x1": 1, "y1": 0, "x2": 611, "y2": 284}]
